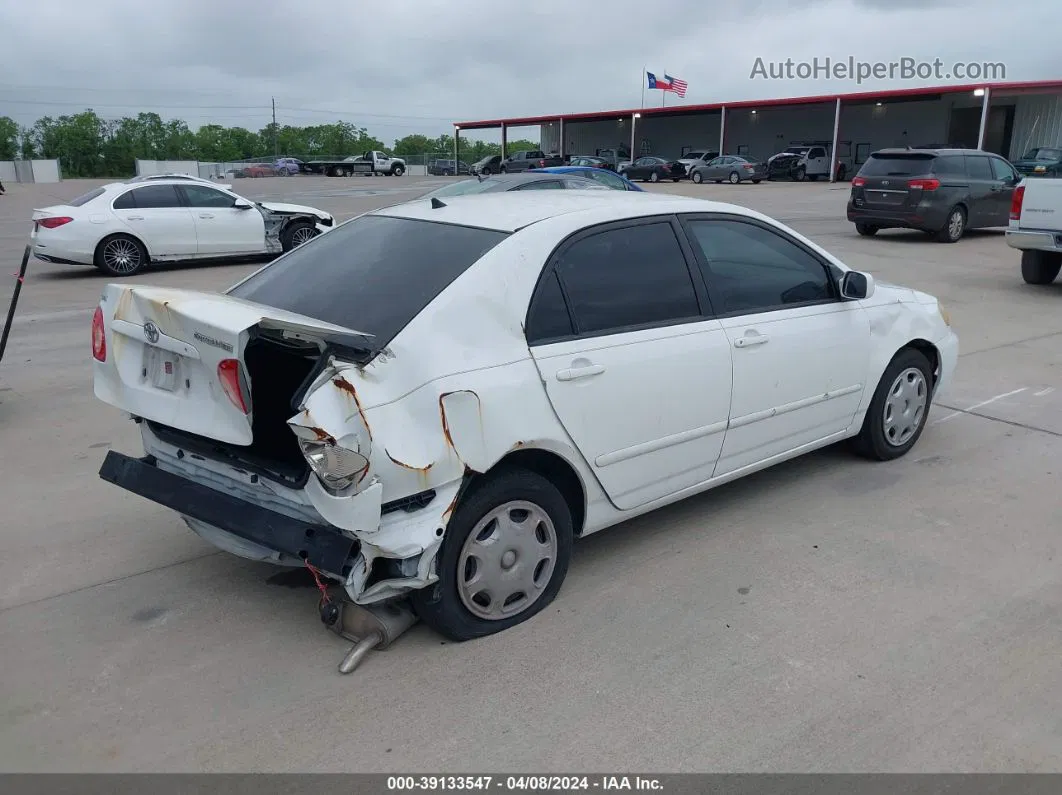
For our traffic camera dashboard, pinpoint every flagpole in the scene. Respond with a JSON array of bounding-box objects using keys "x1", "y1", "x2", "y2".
[
  {"x1": 662, "y1": 69, "x2": 666, "y2": 107},
  {"x1": 641, "y1": 65, "x2": 645, "y2": 108}
]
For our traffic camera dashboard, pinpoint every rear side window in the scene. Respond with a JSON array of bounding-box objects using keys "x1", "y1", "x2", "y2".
[
  {"x1": 526, "y1": 271, "x2": 574, "y2": 342},
  {"x1": 932, "y1": 155, "x2": 965, "y2": 176},
  {"x1": 130, "y1": 185, "x2": 181, "y2": 208},
  {"x1": 68, "y1": 187, "x2": 105, "y2": 207},
  {"x1": 227, "y1": 216, "x2": 508, "y2": 351},
  {"x1": 112, "y1": 191, "x2": 136, "y2": 209},
  {"x1": 550, "y1": 221, "x2": 701, "y2": 336},
  {"x1": 859, "y1": 154, "x2": 935, "y2": 177},
  {"x1": 965, "y1": 155, "x2": 993, "y2": 179}
]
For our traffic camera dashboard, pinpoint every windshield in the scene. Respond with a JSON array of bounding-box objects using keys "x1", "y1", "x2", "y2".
[
  {"x1": 1024, "y1": 148, "x2": 1061, "y2": 161},
  {"x1": 421, "y1": 179, "x2": 499, "y2": 198},
  {"x1": 858, "y1": 153, "x2": 935, "y2": 177},
  {"x1": 228, "y1": 215, "x2": 509, "y2": 354},
  {"x1": 785, "y1": 147, "x2": 810, "y2": 154}
]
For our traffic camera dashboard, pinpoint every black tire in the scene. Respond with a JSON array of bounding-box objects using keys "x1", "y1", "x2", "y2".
[
  {"x1": 936, "y1": 205, "x2": 966, "y2": 243},
  {"x1": 391, "y1": 164, "x2": 405, "y2": 176},
  {"x1": 1021, "y1": 250, "x2": 1062, "y2": 285},
  {"x1": 650, "y1": 171, "x2": 660, "y2": 183},
  {"x1": 856, "y1": 223, "x2": 879, "y2": 236},
  {"x1": 481, "y1": 167, "x2": 491, "y2": 176},
  {"x1": 793, "y1": 166, "x2": 806, "y2": 181},
  {"x1": 672, "y1": 177, "x2": 681, "y2": 182},
  {"x1": 330, "y1": 166, "x2": 342, "y2": 177},
  {"x1": 410, "y1": 469, "x2": 574, "y2": 641},
  {"x1": 94, "y1": 234, "x2": 148, "y2": 277},
  {"x1": 280, "y1": 221, "x2": 318, "y2": 252},
  {"x1": 851, "y1": 348, "x2": 935, "y2": 461},
  {"x1": 691, "y1": 171, "x2": 703, "y2": 184},
  {"x1": 728, "y1": 171, "x2": 740, "y2": 184}
]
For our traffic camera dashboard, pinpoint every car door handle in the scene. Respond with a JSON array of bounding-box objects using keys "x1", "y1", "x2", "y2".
[
  {"x1": 127, "y1": 215, "x2": 144, "y2": 221},
  {"x1": 198, "y1": 213, "x2": 215, "y2": 219},
  {"x1": 734, "y1": 333, "x2": 769, "y2": 348},
  {"x1": 556, "y1": 364, "x2": 605, "y2": 381}
]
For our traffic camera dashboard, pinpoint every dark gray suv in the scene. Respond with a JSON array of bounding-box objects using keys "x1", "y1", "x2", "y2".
[{"x1": 847, "y1": 148, "x2": 1021, "y2": 243}]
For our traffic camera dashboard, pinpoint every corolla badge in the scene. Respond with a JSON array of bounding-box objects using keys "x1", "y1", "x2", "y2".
[{"x1": 143, "y1": 321, "x2": 160, "y2": 344}]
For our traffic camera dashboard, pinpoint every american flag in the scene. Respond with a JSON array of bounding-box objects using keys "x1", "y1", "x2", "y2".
[{"x1": 665, "y1": 74, "x2": 688, "y2": 97}]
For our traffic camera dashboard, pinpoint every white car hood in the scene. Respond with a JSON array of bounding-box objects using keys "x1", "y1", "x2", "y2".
[{"x1": 258, "y1": 201, "x2": 331, "y2": 220}]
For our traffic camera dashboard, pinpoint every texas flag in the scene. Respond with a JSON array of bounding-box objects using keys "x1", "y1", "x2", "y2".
[
  {"x1": 646, "y1": 71, "x2": 672, "y2": 91},
  {"x1": 647, "y1": 71, "x2": 688, "y2": 97}
]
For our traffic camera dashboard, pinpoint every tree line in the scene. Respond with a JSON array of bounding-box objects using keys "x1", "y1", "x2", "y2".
[{"x1": 0, "y1": 110, "x2": 538, "y2": 178}]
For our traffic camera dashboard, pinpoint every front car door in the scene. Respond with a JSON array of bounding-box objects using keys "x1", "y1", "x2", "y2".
[
  {"x1": 179, "y1": 184, "x2": 266, "y2": 256},
  {"x1": 628, "y1": 157, "x2": 650, "y2": 180},
  {"x1": 679, "y1": 214, "x2": 872, "y2": 476},
  {"x1": 987, "y1": 156, "x2": 1020, "y2": 226},
  {"x1": 110, "y1": 184, "x2": 197, "y2": 257},
  {"x1": 807, "y1": 146, "x2": 829, "y2": 176},
  {"x1": 526, "y1": 217, "x2": 734, "y2": 511}
]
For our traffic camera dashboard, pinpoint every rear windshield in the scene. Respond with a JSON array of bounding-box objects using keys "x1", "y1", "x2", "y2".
[
  {"x1": 422, "y1": 179, "x2": 500, "y2": 198},
  {"x1": 227, "y1": 216, "x2": 508, "y2": 351},
  {"x1": 858, "y1": 154, "x2": 935, "y2": 177},
  {"x1": 1025, "y1": 148, "x2": 1061, "y2": 161},
  {"x1": 68, "y1": 187, "x2": 106, "y2": 207}
]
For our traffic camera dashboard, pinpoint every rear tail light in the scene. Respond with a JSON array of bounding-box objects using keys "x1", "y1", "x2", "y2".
[
  {"x1": 38, "y1": 216, "x2": 73, "y2": 229},
  {"x1": 908, "y1": 178, "x2": 940, "y2": 191},
  {"x1": 1010, "y1": 185, "x2": 1025, "y2": 220},
  {"x1": 851, "y1": 176, "x2": 866, "y2": 186},
  {"x1": 743, "y1": 164, "x2": 754, "y2": 170},
  {"x1": 91, "y1": 306, "x2": 106, "y2": 362},
  {"x1": 217, "y1": 359, "x2": 250, "y2": 414}
]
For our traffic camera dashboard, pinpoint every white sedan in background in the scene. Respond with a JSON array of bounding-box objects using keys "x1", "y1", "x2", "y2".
[
  {"x1": 31, "y1": 178, "x2": 335, "y2": 276},
  {"x1": 91, "y1": 191, "x2": 958, "y2": 644}
]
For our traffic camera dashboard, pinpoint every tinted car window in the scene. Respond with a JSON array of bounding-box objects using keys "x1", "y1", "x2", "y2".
[
  {"x1": 858, "y1": 154, "x2": 935, "y2": 177},
  {"x1": 111, "y1": 190, "x2": 136, "y2": 209},
  {"x1": 989, "y1": 157, "x2": 1017, "y2": 181},
  {"x1": 514, "y1": 180, "x2": 564, "y2": 190},
  {"x1": 585, "y1": 170, "x2": 627, "y2": 189},
  {"x1": 932, "y1": 155, "x2": 965, "y2": 176},
  {"x1": 965, "y1": 155, "x2": 994, "y2": 179},
  {"x1": 131, "y1": 185, "x2": 181, "y2": 208},
  {"x1": 181, "y1": 185, "x2": 237, "y2": 208},
  {"x1": 228, "y1": 216, "x2": 508, "y2": 354},
  {"x1": 526, "y1": 270, "x2": 574, "y2": 343},
  {"x1": 421, "y1": 179, "x2": 498, "y2": 198},
  {"x1": 68, "y1": 187, "x2": 105, "y2": 207},
  {"x1": 685, "y1": 219, "x2": 835, "y2": 315},
  {"x1": 553, "y1": 222, "x2": 700, "y2": 335}
]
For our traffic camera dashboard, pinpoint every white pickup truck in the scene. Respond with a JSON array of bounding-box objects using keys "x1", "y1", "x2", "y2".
[{"x1": 1006, "y1": 178, "x2": 1062, "y2": 285}]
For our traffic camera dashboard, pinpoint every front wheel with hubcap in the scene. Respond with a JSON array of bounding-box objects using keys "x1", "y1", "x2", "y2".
[
  {"x1": 95, "y1": 234, "x2": 147, "y2": 276},
  {"x1": 692, "y1": 171, "x2": 703, "y2": 184},
  {"x1": 410, "y1": 469, "x2": 574, "y2": 641},
  {"x1": 851, "y1": 348, "x2": 934, "y2": 461},
  {"x1": 936, "y1": 206, "x2": 966, "y2": 243},
  {"x1": 793, "y1": 166, "x2": 806, "y2": 181},
  {"x1": 391, "y1": 164, "x2": 405, "y2": 176},
  {"x1": 281, "y1": 221, "x2": 318, "y2": 252},
  {"x1": 1020, "y1": 249, "x2": 1062, "y2": 284},
  {"x1": 728, "y1": 171, "x2": 740, "y2": 184},
  {"x1": 649, "y1": 171, "x2": 660, "y2": 183}
]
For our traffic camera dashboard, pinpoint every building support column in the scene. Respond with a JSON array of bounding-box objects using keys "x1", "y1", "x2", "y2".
[
  {"x1": 829, "y1": 97, "x2": 842, "y2": 183},
  {"x1": 629, "y1": 113, "x2": 640, "y2": 168},
  {"x1": 454, "y1": 127, "x2": 460, "y2": 170},
  {"x1": 558, "y1": 118, "x2": 565, "y2": 157},
  {"x1": 976, "y1": 87, "x2": 992, "y2": 150},
  {"x1": 718, "y1": 107, "x2": 726, "y2": 155},
  {"x1": 501, "y1": 123, "x2": 507, "y2": 159}
]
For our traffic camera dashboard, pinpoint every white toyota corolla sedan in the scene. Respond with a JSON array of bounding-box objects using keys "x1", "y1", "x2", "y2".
[
  {"x1": 91, "y1": 191, "x2": 958, "y2": 641},
  {"x1": 31, "y1": 178, "x2": 335, "y2": 276}
]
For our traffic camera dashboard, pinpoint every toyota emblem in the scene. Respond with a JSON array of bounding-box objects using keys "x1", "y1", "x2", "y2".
[{"x1": 143, "y1": 321, "x2": 160, "y2": 344}]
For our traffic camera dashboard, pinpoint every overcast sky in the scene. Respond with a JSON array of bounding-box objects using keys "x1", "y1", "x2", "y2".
[{"x1": 0, "y1": 0, "x2": 1054, "y2": 144}]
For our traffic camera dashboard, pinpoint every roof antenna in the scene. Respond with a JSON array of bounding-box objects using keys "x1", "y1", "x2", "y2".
[{"x1": 430, "y1": 197, "x2": 447, "y2": 209}]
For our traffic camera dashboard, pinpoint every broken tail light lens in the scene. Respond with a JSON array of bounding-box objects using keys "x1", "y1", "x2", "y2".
[
  {"x1": 91, "y1": 306, "x2": 106, "y2": 362},
  {"x1": 299, "y1": 438, "x2": 370, "y2": 493},
  {"x1": 217, "y1": 359, "x2": 250, "y2": 414}
]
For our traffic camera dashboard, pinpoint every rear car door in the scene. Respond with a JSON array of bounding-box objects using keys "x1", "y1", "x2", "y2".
[
  {"x1": 179, "y1": 184, "x2": 266, "y2": 256},
  {"x1": 111, "y1": 185, "x2": 197, "y2": 257},
  {"x1": 526, "y1": 217, "x2": 734, "y2": 511},
  {"x1": 962, "y1": 154, "x2": 998, "y2": 227},
  {"x1": 680, "y1": 214, "x2": 871, "y2": 476},
  {"x1": 987, "y1": 156, "x2": 1021, "y2": 226}
]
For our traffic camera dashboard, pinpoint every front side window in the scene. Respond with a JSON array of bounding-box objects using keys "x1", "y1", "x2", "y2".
[
  {"x1": 549, "y1": 221, "x2": 701, "y2": 336},
  {"x1": 684, "y1": 218, "x2": 835, "y2": 315},
  {"x1": 181, "y1": 185, "x2": 237, "y2": 208}
]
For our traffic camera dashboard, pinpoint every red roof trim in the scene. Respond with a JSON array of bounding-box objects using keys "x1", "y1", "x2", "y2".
[{"x1": 454, "y1": 79, "x2": 1062, "y2": 130}]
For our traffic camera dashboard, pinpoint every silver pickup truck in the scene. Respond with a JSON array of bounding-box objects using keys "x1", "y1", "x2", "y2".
[{"x1": 1006, "y1": 177, "x2": 1062, "y2": 285}]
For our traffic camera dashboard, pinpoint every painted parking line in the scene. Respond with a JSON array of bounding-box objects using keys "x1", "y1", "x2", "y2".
[{"x1": 932, "y1": 387, "x2": 1028, "y2": 424}]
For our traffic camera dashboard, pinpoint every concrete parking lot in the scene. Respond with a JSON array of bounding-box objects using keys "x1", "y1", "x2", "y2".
[{"x1": 1, "y1": 174, "x2": 1060, "y2": 772}]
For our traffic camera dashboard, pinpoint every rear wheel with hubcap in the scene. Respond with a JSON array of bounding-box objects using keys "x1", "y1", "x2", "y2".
[
  {"x1": 95, "y1": 234, "x2": 147, "y2": 276},
  {"x1": 649, "y1": 171, "x2": 660, "y2": 183},
  {"x1": 410, "y1": 469, "x2": 574, "y2": 641},
  {"x1": 728, "y1": 171, "x2": 740, "y2": 184},
  {"x1": 856, "y1": 222, "x2": 879, "y2": 236},
  {"x1": 1020, "y1": 250, "x2": 1062, "y2": 284},
  {"x1": 851, "y1": 348, "x2": 934, "y2": 461},
  {"x1": 936, "y1": 205, "x2": 966, "y2": 243}
]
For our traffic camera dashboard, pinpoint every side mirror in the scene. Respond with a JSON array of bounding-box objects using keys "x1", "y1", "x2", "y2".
[
  {"x1": 234, "y1": 199, "x2": 253, "y2": 210},
  {"x1": 840, "y1": 270, "x2": 874, "y2": 300}
]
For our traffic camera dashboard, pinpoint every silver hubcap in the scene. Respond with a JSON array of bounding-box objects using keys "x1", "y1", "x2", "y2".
[
  {"x1": 730, "y1": 173, "x2": 739, "y2": 183},
  {"x1": 883, "y1": 367, "x2": 927, "y2": 447},
  {"x1": 291, "y1": 227, "x2": 316, "y2": 246},
  {"x1": 457, "y1": 500, "x2": 558, "y2": 621},
  {"x1": 103, "y1": 239, "x2": 141, "y2": 273},
  {"x1": 948, "y1": 211, "x2": 963, "y2": 238}
]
